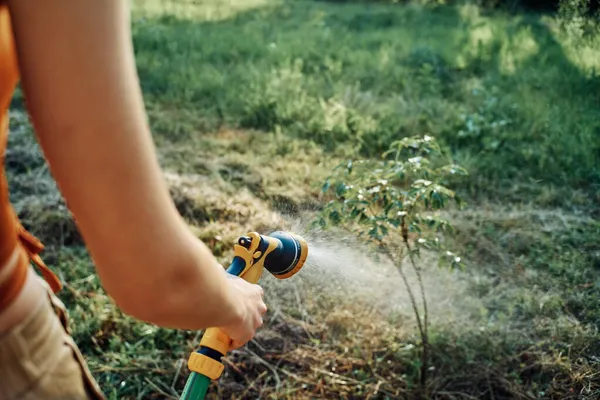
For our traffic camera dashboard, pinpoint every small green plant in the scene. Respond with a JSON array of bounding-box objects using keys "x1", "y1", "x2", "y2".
[
  {"x1": 558, "y1": 0, "x2": 599, "y2": 40},
  {"x1": 317, "y1": 135, "x2": 467, "y2": 394}
]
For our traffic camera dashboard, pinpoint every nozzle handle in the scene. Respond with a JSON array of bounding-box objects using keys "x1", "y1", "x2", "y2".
[
  {"x1": 187, "y1": 247, "x2": 262, "y2": 381},
  {"x1": 196, "y1": 252, "x2": 263, "y2": 354},
  {"x1": 198, "y1": 327, "x2": 231, "y2": 359}
]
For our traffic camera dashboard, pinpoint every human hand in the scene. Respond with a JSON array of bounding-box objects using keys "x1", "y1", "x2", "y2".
[{"x1": 220, "y1": 274, "x2": 267, "y2": 350}]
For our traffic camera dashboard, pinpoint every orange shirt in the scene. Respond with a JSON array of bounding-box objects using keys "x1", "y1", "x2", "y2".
[
  {"x1": 0, "y1": 5, "x2": 61, "y2": 310},
  {"x1": 0, "y1": 5, "x2": 20, "y2": 264}
]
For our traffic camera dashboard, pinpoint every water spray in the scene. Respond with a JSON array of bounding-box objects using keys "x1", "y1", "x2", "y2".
[{"x1": 180, "y1": 231, "x2": 309, "y2": 399}]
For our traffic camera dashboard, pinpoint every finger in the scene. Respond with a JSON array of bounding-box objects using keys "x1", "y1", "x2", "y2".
[
  {"x1": 259, "y1": 302, "x2": 267, "y2": 314},
  {"x1": 229, "y1": 340, "x2": 244, "y2": 351}
]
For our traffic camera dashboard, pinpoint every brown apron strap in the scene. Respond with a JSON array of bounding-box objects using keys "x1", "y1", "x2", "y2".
[
  {"x1": 0, "y1": 233, "x2": 62, "y2": 312},
  {"x1": 0, "y1": 221, "x2": 63, "y2": 312},
  {"x1": 16, "y1": 223, "x2": 62, "y2": 293}
]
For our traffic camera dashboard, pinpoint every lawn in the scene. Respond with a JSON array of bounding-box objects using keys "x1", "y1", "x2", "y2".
[{"x1": 7, "y1": 0, "x2": 600, "y2": 398}]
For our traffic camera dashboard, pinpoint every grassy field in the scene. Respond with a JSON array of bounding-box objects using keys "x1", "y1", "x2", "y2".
[{"x1": 7, "y1": 0, "x2": 600, "y2": 398}]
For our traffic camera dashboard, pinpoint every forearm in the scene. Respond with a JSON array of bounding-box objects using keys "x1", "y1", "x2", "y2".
[{"x1": 7, "y1": 0, "x2": 241, "y2": 330}]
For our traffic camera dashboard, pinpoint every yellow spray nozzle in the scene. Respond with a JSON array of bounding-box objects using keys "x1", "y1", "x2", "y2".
[
  {"x1": 230, "y1": 231, "x2": 309, "y2": 282},
  {"x1": 185, "y1": 230, "x2": 309, "y2": 390}
]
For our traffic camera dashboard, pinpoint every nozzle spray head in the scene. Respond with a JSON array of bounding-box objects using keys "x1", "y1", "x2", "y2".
[
  {"x1": 263, "y1": 231, "x2": 309, "y2": 279},
  {"x1": 232, "y1": 231, "x2": 308, "y2": 281}
]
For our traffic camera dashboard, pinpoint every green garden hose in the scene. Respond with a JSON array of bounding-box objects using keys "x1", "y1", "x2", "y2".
[{"x1": 181, "y1": 372, "x2": 211, "y2": 400}]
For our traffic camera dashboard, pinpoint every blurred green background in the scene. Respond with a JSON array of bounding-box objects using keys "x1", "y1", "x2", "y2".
[{"x1": 7, "y1": 0, "x2": 600, "y2": 398}]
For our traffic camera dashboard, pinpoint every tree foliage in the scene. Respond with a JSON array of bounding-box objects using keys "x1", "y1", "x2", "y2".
[
  {"x1": 317, "y1": 135, "x2": 467, "y2": 393},
  {"x1": 319, "y1": 134, "x2": 467, "y2": 268}
]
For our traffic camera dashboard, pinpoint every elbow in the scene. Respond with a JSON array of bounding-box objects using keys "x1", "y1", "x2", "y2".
[
  {"x1": 114, "y1": 290, "x2": 181, "y2": 328},
  {"x1": 92, "y1": 234, "x2": 234, "y2": 329},
  {"x1": 102, "y1": 262, "x2": 218, "y2": 329},
  {"x1": 106, "y1": 283, "x2": 164, "y2": 325},
  {"x1": 112, "y1": 291, "x2": 160, "y2": 325}
]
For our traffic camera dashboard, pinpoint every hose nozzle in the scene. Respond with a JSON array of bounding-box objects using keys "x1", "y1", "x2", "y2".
[
  {"x1": 234, "y1": 231, "x2": 308, "y2": 280},
  {"x1": 184, "y1": 230, "x2": 309, "y2": 392},
  {"x1": 263, "y1": 231, "x2": 308, "y2": 279}
]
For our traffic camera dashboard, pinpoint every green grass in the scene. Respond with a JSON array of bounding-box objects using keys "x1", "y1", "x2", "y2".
[
  {"x1": 6, "y1": 0, "x2": 600, "y2": 398},
  {"x1": 130, "y1": 0, "x2": 599, "y2": 200}
]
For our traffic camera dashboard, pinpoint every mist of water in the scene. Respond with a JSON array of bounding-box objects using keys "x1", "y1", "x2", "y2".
[{"x1": 264, "y1": 217, "x2": 485, "y2": 331}]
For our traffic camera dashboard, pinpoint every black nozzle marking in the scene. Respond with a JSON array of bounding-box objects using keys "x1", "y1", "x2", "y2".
[
  {"x1": 238, "y1": 236, "x2": 252, "y2": 249},
  {"x1": 264, "y1": 232, "x2": 301, "y2": 276}
]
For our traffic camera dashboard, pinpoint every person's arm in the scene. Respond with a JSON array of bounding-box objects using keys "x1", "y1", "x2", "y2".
[{"x1": 6, "y1": 0, "x2": 261, "y2": 333}]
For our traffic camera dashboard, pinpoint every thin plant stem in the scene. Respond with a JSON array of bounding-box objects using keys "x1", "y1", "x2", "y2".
[
  {"x1": 381, "y1": 246, "x2": 425, "y2": 347},
  {"x1": 405, "y1": 243, "x2": 428, "y2": 335},
  {"x1": 405, "y1": 240, "x2": 429, "y2": 391},
  {"x1": 400, "y1": 212, "x2": 429, "y2": 393}
]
